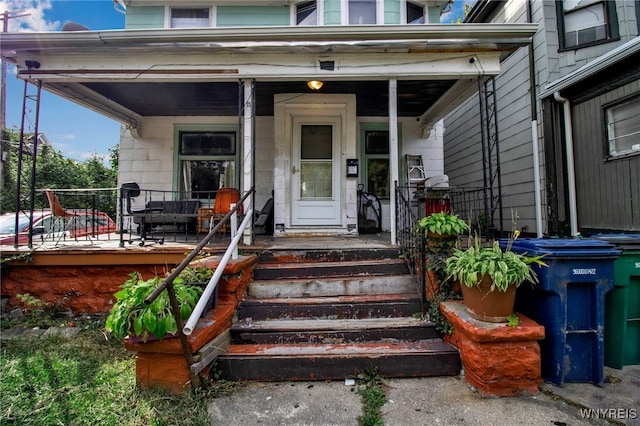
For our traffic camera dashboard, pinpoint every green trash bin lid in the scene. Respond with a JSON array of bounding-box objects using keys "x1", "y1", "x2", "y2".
[{"x1": 591, "y1": 233, "x2": 640, "y2": 251}]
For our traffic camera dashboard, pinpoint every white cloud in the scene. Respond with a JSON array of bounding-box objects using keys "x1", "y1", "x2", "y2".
[{"x1": 1, "y1": 0, "x2": 60, "y2": 32}]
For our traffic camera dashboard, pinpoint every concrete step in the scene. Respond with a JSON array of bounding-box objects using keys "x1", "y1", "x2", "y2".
[
  {"x1": 257, "y1": 248, "x2": 402, "y2": 264},
  {"x1": 237, "y1": 293, "x2": 423, "y2": 321},
  {"x1": 231, "y1": 317, "x2": 442, "y2": 344},
  {"x1": 253, "y1": 258, "x2": 409, "y2": 280},
  {"x1": 217, "y1": 341, "x2": 461, "y2": 381},
  {"x1": 247, "y1": 274, "x2": 416, "y2": 299}
]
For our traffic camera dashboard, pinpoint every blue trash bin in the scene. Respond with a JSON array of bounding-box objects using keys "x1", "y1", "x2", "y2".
[{"x1": 500, "y1": 238, "x2": 621, "y2": 385}]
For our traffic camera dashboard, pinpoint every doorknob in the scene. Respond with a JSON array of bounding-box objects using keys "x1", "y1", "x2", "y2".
[{"x1": 292, "y1": 165, "x2": 299, "y2": 174}]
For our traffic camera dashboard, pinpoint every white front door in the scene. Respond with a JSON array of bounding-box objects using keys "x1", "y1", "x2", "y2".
[{"x1": 291, "y1": 116, "x2": 341, "y2": 225}]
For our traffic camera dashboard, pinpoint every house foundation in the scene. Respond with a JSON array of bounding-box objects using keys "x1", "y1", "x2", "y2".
[{"x1": 440, "y1": 301, "x2": 544, "y2": 397}]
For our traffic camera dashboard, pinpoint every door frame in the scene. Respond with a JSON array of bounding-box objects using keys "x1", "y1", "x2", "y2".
[{"x1": 273, "y1": 93, "x2": 358, "y2": 235}]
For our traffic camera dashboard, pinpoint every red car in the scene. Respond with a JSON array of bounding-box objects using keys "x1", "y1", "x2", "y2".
[{"x1": 0, "y1": 210, "x2": 117, "y2": 245}]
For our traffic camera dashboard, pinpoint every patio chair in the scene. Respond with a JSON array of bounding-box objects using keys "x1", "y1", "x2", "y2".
[
  {"x1": 44, "y1": 190, "x2": 80, "y2": 245},
  {"x1": 121, "y1": 182, "x2": 164, "y2": 246},
  {"x1": 211, "y1": 187, "x2": 241, "y2": 235},
  {"x1": 254, "y1": 194, "x2": 274, "y2": 235}
]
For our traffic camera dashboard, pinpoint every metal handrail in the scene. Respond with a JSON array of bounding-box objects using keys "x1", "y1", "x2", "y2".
[
  {"x1": 141, "y1": 187, "x2": 254, "y2": 389},
  {"x1": 182, "y1": 200, "x2": 252, "y2": 335}
]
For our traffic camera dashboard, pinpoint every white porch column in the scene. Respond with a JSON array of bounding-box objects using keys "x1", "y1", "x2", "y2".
[
  {"x1": 389, "y1": 79, "x2": 398, "y2": 245},
  {"x1": 242, "y1": 79, "x2": 254, "y2": 245}
]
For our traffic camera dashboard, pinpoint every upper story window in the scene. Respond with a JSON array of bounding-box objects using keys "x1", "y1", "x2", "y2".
[
  {"x1": 406, "y1": 1, "x2": 425, "y2": 24},
  {"x1": 171, "y1": 8, "x2": 210, "y2": 28},
  {"x1": 296, "y1": 1, "x2": 318, "y2": 25},
  {"x1": 557, "y1": 1, "x2": 618, "y2": 50},
  {"x1": 605, "y1": 96, "x2": 640, "y2": 158},
  {"x1": 349, "y1": 0, "x2": 377, "y2": 24}
]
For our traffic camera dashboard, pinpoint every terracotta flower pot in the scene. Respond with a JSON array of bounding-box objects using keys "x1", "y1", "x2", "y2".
[{"x1": 460, "y1": 275, "x2": 517, "y2": 323}]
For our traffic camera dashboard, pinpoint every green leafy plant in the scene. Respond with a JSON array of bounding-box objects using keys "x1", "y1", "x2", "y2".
[
  {"x1": 105, "y1": 272, "x2": 203, "y2": 342},
  {"x1": 356, "y1": 367, "x2": 388, "y2": 426},
  {"x1": 507, "y1": 313, "x2": 520, "y2": 327},
  {"x1": 445, "y1": 235, "x2": 547, "y2": 292},
  {"x1": 418, "y1": 212, "x2": 469, "y2": 237},
  {"x1": 174, "y1": 266, "x2": 213, "y2": 284}
]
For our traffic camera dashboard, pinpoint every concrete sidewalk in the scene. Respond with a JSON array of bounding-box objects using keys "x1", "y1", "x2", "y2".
[{"x1": 208, "y1": 365, "x2": 640, "y2": 426}]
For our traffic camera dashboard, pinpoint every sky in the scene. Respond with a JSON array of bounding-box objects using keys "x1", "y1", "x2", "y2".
[{"x1": 2, "y1": 0, "x2": 475, "y2": 163}]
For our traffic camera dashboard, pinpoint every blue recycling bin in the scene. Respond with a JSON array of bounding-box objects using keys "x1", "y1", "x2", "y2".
[{"x1": 500, "y1": 238, "x2": 621, "y2": 385}]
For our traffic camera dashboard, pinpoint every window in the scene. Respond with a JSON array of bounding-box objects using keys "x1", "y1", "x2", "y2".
[
  {"x1": 171, "y1": 8, "x2": 210, "y2": 28},
  {"x1": 558, "y1": 1, "x2": 618, "y2": 49},
  {"x1": 177, "y1": 131, "x2": 237, "y2": 199},
  {"x1": 606, "y1": 96, "x2": 640, "y2": 157},
  {"x1": 349, "y1": 0, "x2": 376, "y2": 24},
  {"x1": 406, "y1": 1, "x2": 425, "y2": 24},
  {"x1": 364, "y1": 130, "x2": 390, "y2": 199},
  {"x1": 300, "y1": 125, "x2": 333, "y2": 198},
  {"x1": 296, "y1": 1, "x2": 317, "y2": 25}
]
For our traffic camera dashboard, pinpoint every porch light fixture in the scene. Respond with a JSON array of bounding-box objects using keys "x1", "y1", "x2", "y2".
[{"x1": 307, "y1": 80, "x2": 323, "y2": 90}]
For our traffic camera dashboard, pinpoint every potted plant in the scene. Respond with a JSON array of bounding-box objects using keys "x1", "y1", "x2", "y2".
[
  {"x1": 445, "y1": 235, "x2": 546, "y2": 322},
  {"x1": 173, "y1": 265, "x2": 217, "y2": 311},
  {"x1": 418, "y1": 212, "x2": 469, "y2": 239},
  {"x1": 105, "y1": 272, "x2": 203, "y2": 343}
]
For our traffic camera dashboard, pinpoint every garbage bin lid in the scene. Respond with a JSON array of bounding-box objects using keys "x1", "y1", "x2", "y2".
[
  {"x1": 500, "y1": 238, "x2": 622, "y2": 258},
  {"x1": 590, "y1": 233, "x2": 640, "y2": 250}
]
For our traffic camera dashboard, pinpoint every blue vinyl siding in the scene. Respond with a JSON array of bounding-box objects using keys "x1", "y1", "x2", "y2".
[
  {"x1": 125, "y1": 6, "x2": 164, "y2": 29},
  {"x1": 217, "y1": 6, "x2": 290, "y2": 27},
  {"x1": 384, "y1": 0, "x2": 401, "y2": 24},
  {"x1": 428, "y1": 6, "x2": 441, "y2": 24},
  {"x1": 324, "y1": 0, "x2": 342, "y2": 25}
]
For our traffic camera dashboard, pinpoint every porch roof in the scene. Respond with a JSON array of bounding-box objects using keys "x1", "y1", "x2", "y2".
[{"x1": 1, "y1": 24, "x2": 536, "y2": 127}]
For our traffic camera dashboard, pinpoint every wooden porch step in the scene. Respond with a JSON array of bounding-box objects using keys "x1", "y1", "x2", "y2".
[
  {"x1": 253, "y1": 258, "x2": 409, "y2": 280},
  {"x1": 257, "y1": 248, "x2": 401, "y2": 264},
  {"x1": 247, "y1": 274, "x2": 416, "y2": 299},
  {"x1": 216, "y1": 341, "x2": 461, "y2": 381},
  {"x1": 231, "y1": 317, "x2": 442, "y2": 344},
  {"x1": 237, "y1": 293, "x2": 422, "y2": 321}
]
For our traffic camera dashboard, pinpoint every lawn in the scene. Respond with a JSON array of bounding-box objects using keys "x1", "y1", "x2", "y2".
[{"x1": 0, "y1": 316, "x2": 233, "y2": 426}]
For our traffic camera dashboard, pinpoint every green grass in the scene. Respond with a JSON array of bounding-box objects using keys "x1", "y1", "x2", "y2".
[{"x1": 0, "y1": 317, "x2": 235, "y2": 426}]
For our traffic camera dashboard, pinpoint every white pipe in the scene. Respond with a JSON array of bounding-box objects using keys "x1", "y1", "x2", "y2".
[
  {"x1": 389, "y1": 78, "x2": 398, "y2": 245},
  {"x1": 553, "y1": 92, "x2": 579, "y2": 236},
  {"x1": 183, "y1": 207, "x2": 253, "y2": 335},
  {"x1": 531, "y1": 120, "x2": 543, "y2": 238}
]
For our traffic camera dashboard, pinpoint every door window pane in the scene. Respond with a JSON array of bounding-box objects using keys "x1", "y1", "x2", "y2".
[
  {"x1": 181, "y1": 160, "x2": 235, "y2": 199},
  {"x1": 365, "y1": 130, "x2": 389, "y2": 154},
  {"x1": 301, "y1": 125, "x2": 332, "y2": 159},
  {"x1": 300, "y1": 163, "x2": 332, "y2": 198},
  {"x1": 300, "y1": 124, "x2": 332, "y2": 198}
]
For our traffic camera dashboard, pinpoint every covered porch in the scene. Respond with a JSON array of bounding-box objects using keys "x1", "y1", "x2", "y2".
[{"x1": 1, "y1": 24, "x2": 536, "y2": 245}]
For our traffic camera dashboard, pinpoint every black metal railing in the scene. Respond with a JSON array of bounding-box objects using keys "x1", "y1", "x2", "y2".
[
  {"x1": 395, "y1": 184, "x2": 493, "y2": 314},
  {"x1": 118, "y1": 187, "x2": 245, "y2": 247}
]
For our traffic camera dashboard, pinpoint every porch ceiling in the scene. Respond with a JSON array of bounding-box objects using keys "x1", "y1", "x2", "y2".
[{"x1": 76, "y1": 80, "x2": 456, "y2": 117}]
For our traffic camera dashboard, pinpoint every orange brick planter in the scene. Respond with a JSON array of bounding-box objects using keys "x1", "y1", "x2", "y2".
[
  {"x1": 123, "y1": 255, "x2": 257, "y2": 393},
  {"x1": 441, "y1": 301, "x2": 545, "y2": 397}
]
